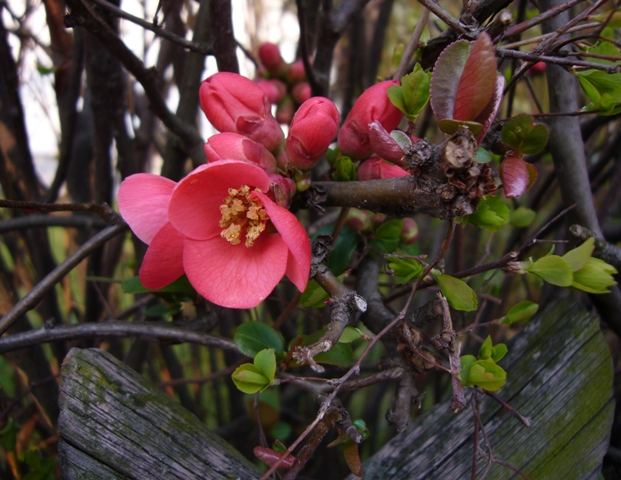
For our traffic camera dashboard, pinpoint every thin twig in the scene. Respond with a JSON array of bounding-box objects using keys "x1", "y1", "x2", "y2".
[
  {"x1": 417, "y1": 0, "x2": 468, "y2": 35},
  {"x1": 394, "y1": 9, "x2": 430, "y2": 79}
]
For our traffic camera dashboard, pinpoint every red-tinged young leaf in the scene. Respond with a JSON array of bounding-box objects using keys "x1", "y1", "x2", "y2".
[
  {"x1": 475, "y1": 75, "x2": 505, "y2": 141},
  {"x1": 253, "y1": 446, "x2": 296, "y2": 469},
  {"x1": 430, "y1": 40, "x2": 471, "y2": 121},
  {"x1": 343, "y1": 443, "x2": 364, "y2": 477},
  {"x1": 453, "y1": 33, "x2": 498, "y2": 122},
  {"x1": 437, "y1": 119, "x2": 483, "y2": 136},
  {"x1": 501, "y1": 153, "x2": 530, "y2": 198}
]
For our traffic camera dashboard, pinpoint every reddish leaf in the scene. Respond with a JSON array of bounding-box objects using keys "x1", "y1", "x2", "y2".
[
  {"x1": 368, "y1": 121, "x2": 406, "y2": 163},
  {"x1": 453, "y1": 33, "x2": 498, "y2": 122},
  {"x1": 430, "y1": 40, "x2": 470, "y2": 121},
  {"x1": 475, "y1": 75, "x2": 505, "y2": 141},
  {"x1": 343, "y1": 443, "x2": 363, "y2": 477},
  {"x1": 253, "y1": 446, "x2": 296, "y2": 469},
  {"x1": 501, "y1": 153, "x2": 532, "y2": 198}
]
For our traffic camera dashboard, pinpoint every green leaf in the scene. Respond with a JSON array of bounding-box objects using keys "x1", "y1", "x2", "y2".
[
  {"x1": 474, "y1": 147, "x2": 494, "y2": 164},
  {"x1": 270, "y1": 421, "x2": 292, "y2": 441},
  {"x1": 459, "y1": 354, "x2": 477, "y2": 384},
  {"x1": 254, "y1": 349, "x2": 277, "y2": 382},
  {"x1": 491, "y1": 343, "x2": 508, "y2": 362},
  {"x1": 0, "y1": 418, "x2": 17, "y2": 450},
  {"x1": 315, "y1": 343, "x2": 355, "y2": 367},
  {"x1": 338, "y1": 326, "x2": 364, "y2": 344},
  {"x1": 327, "y1": 225, "x2": 359, "y2": 276},
  {"x1": 468, "y1": 196, "x2": 511, "y2": 230},
  {"x1": 389, "y1": 64, "x2": 431, "y2": 121},
  {"x1": 576, "y1": 69, "x2": 621, "y2": 115},
  {"x1": 331, "y1": 154, "x2": 357, "y2": 181},
  {"x1": 300, "y1": 279, "x2": 329, "y2": 308},
  {"x1": 563, "y1": 238, "x2": 595, "y2": 272},
  {"x1": 234, "y1": 322, "x2": 285, "y2": 357},
  {"x1": 387, "y1": 257, "x2": 423, "y2": 284},
  {"x1": 391, "y1": 130, "x2": 413, "y2": 152},
  {"x1": 479, "y1": 335, "x2": 493, "y2": 359},
  {"x1": 466, "y1": 359, "x2": 507, "y2": 392},
  {"x1": 231, "y1": 364, "x2": 270, "y2": 394},
  {"x1": 371, "y1": 219, "x2": 404, "y2": 254},
  {"x1": 573, "y1": 257, "x2": 618, "y2": 294},
  {"x1": 0, "y1": 356, "x2": 15, "y2": 396},
  {"x1": 436, "y1": 274, "x2": 478, "y2": 312},
  {"x1": 501, "y1": 114, "x2": 549, "y2": 155},
  {"x1": 437, "y1": 118, "x2": 483, "y2": 136},
  {"x1": 526, "y1": 255, "x2": 573, "y2": 287},
  {"x1": 510, "y1": 207, "x2": 536, "y2": 228},
  {"x1": 501, "y1": 300, "x2": 539, "y2": 325}
]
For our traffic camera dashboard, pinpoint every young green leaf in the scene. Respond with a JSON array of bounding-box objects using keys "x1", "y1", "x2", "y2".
[
  {"x1": 436, "y1": 274, "x2": 478, "y2": 312},
  {"x1": 300, "y1": 279, "x2": 329, "y2": 308},
  {"x1": 501, "y1": 114, "x2": 549, "y2": 155},
  {"x1": 491, "y1": 343, "x2": 508, "y2": 363},
  {"x1": 254, "y1": 349, "x2": 277, "y2": 382},
  {"x1": 466, "y1": 359, "x2": 507, "y2": 392},
  {"x1": 501, "y1": 300, "x2": 539, "y2": 325},
  {"x1": 468, "y1": 196, "x2": 511, "y2": 230},
  {"x1": 388, "y1": 64, "x2": 431, "y2": 121},
  {"x1": 526, "y1": 255, "x2": 573, "y2": 287},
  {"x1": 232, "y1": 365, "x2": 271, "y2": 394},
  {"x1": 576, "y1": 70, "x2": 621, "y2": 115},
  {"x1": 479, "y1": 335, "x2": 493, "y2": 359},
  {"x1": 572, "y1": 257, "x2": 618, "y2": 294},
  {"x1": 510, "y1": 207, "x2": 536, "y2": 228},
  {"x1": 371, "y1": 219, "x2": 404, "y2": 253},
  {"x1": 563, "y1": 238, "x2": 595, "y2": 272},
  {"x1": 387, "y1": 257, "x2": 423, "y2": 284},
  {"x1": 234, "y1": 322, "x2": 285, "y2": 357}
]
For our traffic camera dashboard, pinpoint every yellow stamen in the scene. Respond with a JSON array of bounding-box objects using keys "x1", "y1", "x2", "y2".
[{"x1": 219, "y1": 185, "x2": 268, "y2": 247}]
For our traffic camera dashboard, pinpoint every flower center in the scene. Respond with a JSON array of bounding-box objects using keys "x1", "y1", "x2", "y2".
[{"x1": 219, "y1": 185, "x2": 269, "y2": 247}]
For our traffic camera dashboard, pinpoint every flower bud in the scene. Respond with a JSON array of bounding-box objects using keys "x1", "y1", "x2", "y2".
[
  {"x1": 268, "y1": 174, "x2": 296, "y2": 207},
  {"x1": 284, "y1": 97, "x2": 340, "y2": 170},
  {"x1": 276, "y1": 95, "x2": 295, "y2": 124},
  {"x1": 199, "y1": 72, "x2": 284, "y2": 151},
  {"x1": 337, "y1": 80, "x2": 403, "y2": 159},
  {"x1": 357, "y1": 156, "x2": 409, "y2": 180},
  {"x1": 292, "y1": 82, "x2": 312, "y2": 104},
  {"x1": 345, "y1": 208, "x2": 374, "y2": 233},
  {"x1": 204, "y1": 132, "x2": 277, "y2": 173},
  {"x1": 256, "y1": 79, "x2": 286, "y2": 104},
  {"x1": 400, "y1": 217, "x2": 419, "y2": 244},
  {"x1": 288, "y1": 59, "x2": 306, "y2": 83},
  {"x1": 528, "y1": 61, "x2": 546, "y2": 75},
  {"x1": 258, "y1": 42, "x2": 286, "y2": 73}
]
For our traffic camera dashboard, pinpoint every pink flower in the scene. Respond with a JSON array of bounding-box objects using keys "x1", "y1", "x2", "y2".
[
  {"x1": 168, "y1": 160, "x2": 311, "y2": 308},
  {"x1": 292, "y1": 82, "x2": 312, "y2": 104},
  {"x1": 258, "y1": 42, "x2": 286, "y2": 73},
  {"x1": 338, "y1": 80, "x2": 403, "y2": 159},
  {"x1": 199, "y1": 72, "x2": 284, "y2": 151},
  {"x1": 284, "y1": 97, "x2": 339, "y2": 170},
  {"x1": 357, "y1": 156, "x2": 409, "y2": 180},
  {"x1": 256, "y1": 79, "x2": 286, "y2": 104},
  {"x1": 204, "y1": 132, "x2": 277, "y2": 173},
  {"x1": 118, "y1": 174, "x2": 185, "y2": 290}
]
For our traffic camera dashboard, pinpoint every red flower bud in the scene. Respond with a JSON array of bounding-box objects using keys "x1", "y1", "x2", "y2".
[
  {"x1": 284, "y1": 97, "x2": 340, "y2": 170},
  {"x1": 203, "y1": 132, "x2": 277, "y2": 173},
  {"x1": 268, "y1": 174, "x2": 296, "y2": 207},
  {"x1": 400, "y1": 217, "x2": 419, "y2": 244},
  {"x1": 292, "y1": 82, "x2": 312, "y2": 104},
  {"x1": 258, "y1": 42, "x2": 286, "y2": 73},
  {"x1": 288, "y1": 59, "x2": 306, "y2": 83},
  {"x1": 529, "y1": 61, "x2": 546, "y2": 75},
  {"x1": 337, "y1": 80, "x2": 403, "y2": 159},
  {"x1": 256, "y1": 79, "x2": 287, "y2": 104},
  {"x1": 357, "y1": 156, "x2": 409, "y2": 180},
  {"x1": 199, "y1": 72, "x2": 284, "y2": 151},
  {"x1": 345, "y1": 208, "x2": 374, "y2": 233}
]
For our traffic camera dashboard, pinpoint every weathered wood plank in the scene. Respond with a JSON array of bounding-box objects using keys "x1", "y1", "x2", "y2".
[
  {"x1": 355, "y1": 300, "x2": 614, "y2": 479},
  {"x1": 58, "y1": 347, "x2": 259, "y2": 480}
]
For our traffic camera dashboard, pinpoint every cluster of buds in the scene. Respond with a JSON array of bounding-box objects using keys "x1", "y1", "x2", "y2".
[{"x1": 255, "y1": 42, "x2": 313, "y2": 124}]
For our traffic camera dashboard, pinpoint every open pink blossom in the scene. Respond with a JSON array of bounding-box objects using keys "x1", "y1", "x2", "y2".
[
  {"x1": 118, "y1": 174, "x2": 185, "y2": 290},
  {"x1": 168, "y1": 160, "x2": 311, "y2": 309}
]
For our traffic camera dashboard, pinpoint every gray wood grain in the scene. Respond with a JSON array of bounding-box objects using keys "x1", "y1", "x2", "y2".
[
  {"x1": 58, "y1": 347, "x2": 259, "y2": 480},
  {"x1": 354, "y1": 300, "x2": 614, "y2": 479}
]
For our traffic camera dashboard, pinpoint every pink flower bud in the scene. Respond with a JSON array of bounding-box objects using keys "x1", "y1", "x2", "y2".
[
  {"x1": 276, "y1": 96, "x2": 295, "y2": 124},
  {"x1": 368, "y1": 121, "x2": 406, "y2": 164},
  {"x1": 338, "y1": 80, "x2": 403, "y2": 159},
  {"x1": 528, "y1": 61, "x2": 546, "y2": 75},
  {"x1": 284, "y1": 97, "x2": 340, "y2": 170},
  {"x1": 268, "y1": 174, "x2": 296, "y2": 207},
  {"x1": 288, "y1": 59, "x2": 306, "y2": 83},
  {"x1": 258, "y1": 42, "x2": 286, "y2": 73},
  {"x1": 357, "y1": 156, "x2": 409, "y2": 180},
  {"x1": 199, "y1": 72, "x2": 284, "y2": 151},
  {"x1": 292, "y1": 82, "x2": 312, "y2": 104},
  {"x1": 256, "y1": 79, "x2": 287, "y2": 104},
  {"x1": 203, "y1": 132, "x2": 277, "y2": 173},
  {"x1": 400, "y1": 217, "x2": 419, "y2": 244},
  {"x1": 345, "y1": 208, "x2": 374, "y2": 233}
]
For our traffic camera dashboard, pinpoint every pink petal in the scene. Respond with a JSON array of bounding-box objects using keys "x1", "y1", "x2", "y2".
[
  {"x1": 118, "y1": 174, "x2": 175, "y2": 244},
  {"x1": 252, "y1": 191, "x2": 311, "y2": 292},
  {"x1": 169, "y1": 160, "x2": 271, "y2": 240},
  {"x1": 139, "y1": 223, "x2": 185, "y2": 289},
  {"x1": 183, "y1": 235, "x2": 288, "y2": 309}
]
